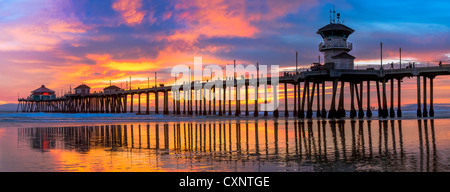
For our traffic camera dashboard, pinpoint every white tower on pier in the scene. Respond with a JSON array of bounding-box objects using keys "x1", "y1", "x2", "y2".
[{"x1": 317, "y1": 9, "x2": 355, "y2": 69}]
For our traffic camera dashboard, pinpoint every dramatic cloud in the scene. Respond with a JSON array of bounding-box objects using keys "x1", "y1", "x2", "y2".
[
  {"x1": 112, "y1": 0, "x2": 148, "y2": 26},
  {"x1": 166, "y1": 0, "x2": 318, "y2": 42},
  {"x1": 0, "y1": 1, "x2": 89, "y2": 51}
]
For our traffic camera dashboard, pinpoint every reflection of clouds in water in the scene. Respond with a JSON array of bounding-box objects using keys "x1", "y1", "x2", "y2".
[{"x1": 11, "y1": 119, "x2": 447, "y2": 172}]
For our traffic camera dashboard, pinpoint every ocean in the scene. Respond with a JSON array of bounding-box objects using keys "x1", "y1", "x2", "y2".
[{"x1": 0, "y1": 111, "x2": 449, "y2": 172}]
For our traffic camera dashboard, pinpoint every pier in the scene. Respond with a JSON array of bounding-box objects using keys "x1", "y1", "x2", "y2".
[{"x1": 17, "y1": 66, "x2": 450, "y2": 119}]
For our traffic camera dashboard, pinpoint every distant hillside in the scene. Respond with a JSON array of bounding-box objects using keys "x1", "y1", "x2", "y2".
[
  {"x1": 0, "y1": 103, "x2": 17, "y2": 112},
  {"x1": 401, "y1": 103, "x2": 450, "y2": 110}
]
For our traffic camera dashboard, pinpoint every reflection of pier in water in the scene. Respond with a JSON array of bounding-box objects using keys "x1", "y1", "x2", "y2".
[{"x1": 18, "y1": 119, "x2": 438, "y2": 171}]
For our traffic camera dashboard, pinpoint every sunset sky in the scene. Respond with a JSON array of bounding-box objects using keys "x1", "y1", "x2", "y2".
[{"x1": 1, "y1": 0, "x2": 450, "y2": 107}]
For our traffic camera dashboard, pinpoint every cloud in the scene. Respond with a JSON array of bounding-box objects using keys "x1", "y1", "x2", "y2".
[
  {"x1": 112, "y1": 0, "x2": 148, "y2": 26},
  {"x1": 166, "y1": 0, "x2": 318, "y2": 43},
  {"x1": 167, "y1": 0, "x2": 257, "y2": 42},
  {"x1": 0, "y1": 1, "x2": 89, "y2": 51}
]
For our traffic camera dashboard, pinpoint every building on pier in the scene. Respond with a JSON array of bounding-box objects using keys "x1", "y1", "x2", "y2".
[
  {"x1": 74, "y1": 84, "x2": 91, "y2": 95},
  {"x1": 317, "y1": 12, "x2": 355, "y2": 70},
  {"x1": 104, "y1": 85, "x2": 121, "y2": 93},
  {"x1": 30, "y1": 85, "x2": 55, "y2": 100}
]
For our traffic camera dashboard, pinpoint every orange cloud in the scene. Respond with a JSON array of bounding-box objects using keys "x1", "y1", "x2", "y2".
[
  {"x1": 168, "y1": 0, "x2": 258, "y2": 42},
  {"x1": 112, "y1": 0, "x2": 147, "y2": 26},
  {"x1": 103, "y1": 61, "x2": 159, "y2": 72},
  {"x1": 47, "y1": 19, "x2": 89, "y2": 33},
  {"x1": 166, "y1": 0, "x2": 318, "y2": 43},
  {"x1": 87, "y1": 53, "x2": 159, "y2": 72},
  {"x1": 0, "y1": 23, "x2": 59, "y2": 51},
  {"x1": 0, "y1": 16, "x2": 88, "y2": 51}
]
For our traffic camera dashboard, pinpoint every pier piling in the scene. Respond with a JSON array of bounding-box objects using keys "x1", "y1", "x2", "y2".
[{"x1": 423, "y1": 76, "x2": 428, "y2": 117}]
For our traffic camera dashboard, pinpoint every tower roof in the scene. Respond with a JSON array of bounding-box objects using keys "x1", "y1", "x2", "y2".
[
  {"x1": 331, "y1": 52, "x2": 355, "y2": 59},
  {"x1": 74, "y1": 84, "x2": 91, "y2": 90},
  {"x1": 104, "y1": 85, "x2": 121, "y2": 90},
  {"x1": 316, "y1": 23, "x2": 354, "y2": 34},
  {"x1": 31, "y1": 85, "x2": 55, "y2": 94}
]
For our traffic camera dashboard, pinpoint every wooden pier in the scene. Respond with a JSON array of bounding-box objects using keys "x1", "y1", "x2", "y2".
[{"x1": 17, "y1": 66, "x2": 450, "y2": 119}]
